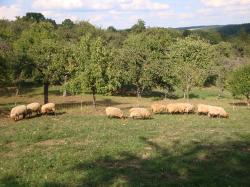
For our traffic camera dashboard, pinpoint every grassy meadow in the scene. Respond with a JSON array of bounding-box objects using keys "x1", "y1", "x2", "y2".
[{"x1": 0, "y1": 86, "x2": 250, "y2": 186}]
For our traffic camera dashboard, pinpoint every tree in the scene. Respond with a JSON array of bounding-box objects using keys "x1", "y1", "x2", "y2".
[
  {"x1": 131, "y1": 19, "x2": 146, "y2": 33},
  {"x1": 62, "y1": 19, "x2": 74, "y2": 28},
  {"x1": 183, "y1": 30, "x2": 191, "y2": 37},
  {"x1": 116, "y1": 33, "x2": 158, "y2": 98},
  {"x1": 0, "y1": 39, "x2": 10, "y2": 86},
  {"x1": 22, "y1": 12, "x2": 45, "y2": 22},
  {"x1": 142, "y1": 28, "x2": 179, "y2": 97},
  {"x1": 228, "y1": 64, "x2": 250, "y2": 104},
  {"x1": 69, "y1": 34, "x2": 110, "y2": 107},
  {"x1": 212, "y1": 42, "x2": 234, "y2": 96},
  {"x1": 15, "y1": 22, "x2": 65, "y2": 103},
  {"x1": 168, "y1": 36, "x2": 216, "y2": 99},
  {"x1": 60, "y1": 43, "x2": 76, "y2": 97},
  {"x1": 107, "y1": 26, "x2": 117, "y2": 32}
]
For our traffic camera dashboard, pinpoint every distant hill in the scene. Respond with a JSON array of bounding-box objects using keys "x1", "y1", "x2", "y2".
[
  {"x1": 176, "y1": 23, "x2": 250, "y2": 38},
  {"x1": 176, "y1": 25, "x2": 222, "y2": 31}
]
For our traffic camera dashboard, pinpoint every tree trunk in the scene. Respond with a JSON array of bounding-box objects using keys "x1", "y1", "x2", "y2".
[
  {"x1": 218, "y1": 87, "x2": 224, "y2": 98},
  {"x1": 136, "y1": 87, "x2": 142, "y2": 107},
  {"x1": 164, "y1": 86, "x2": 169, "y2": 100},
  {"x1": 63, "y1": 75, "x2": 67, "y2": 97},
  {"x1": 136, "y1": 87, "x2": 142, "y2": 99},
  {"x1": 186, "y1": 85, "x2": 190, "y2": 101},
  {"x1": 92, "y1": 88, "x2": 96, "y2": 108},
  {"x1": 15, "y1": 87, "x2": 19, "y2": 97},
  {"x1": 44, "y1": 82, "x2": 49, "y2": 104}
]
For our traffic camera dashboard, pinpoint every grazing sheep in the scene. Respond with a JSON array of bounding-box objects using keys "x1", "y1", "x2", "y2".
[
  {"x1": 197, "y1": 104, "x2": 210, "y2": 115},
  {"x1": 166, "y1": 103, "x2": 180, "y2": 114},
  {"x1": 167, "y1": 103, "x2": 194, "y2": 114},
  {"x1": 182, "y1": 103, "x2": 195, "y2": 114},
  {"x1": 41, "y1": 103, "x2": 56, "y2": 115},
  {"x1": 105, "y1": 107, "x2": 124, "y2": 119},
  {"x1": 27, "y1": 102, "x2": 41, "y2": 117},
  {"x1": 151, "y1": 103, "x2": 167, "y2": 114},
  {"x1": 10, "y1": 105, "x2": 27, "y2": 121},
  {"x1": 129, "y1": 108, "x2": 151, "y2": 119},
  {"x1": 208, "y1": 106, "x2": 229, "y2": 118}
]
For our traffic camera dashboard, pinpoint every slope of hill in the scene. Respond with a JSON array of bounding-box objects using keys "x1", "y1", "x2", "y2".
[{"x1": 177, "y1": 23, "x2": 250, "y2": 38}]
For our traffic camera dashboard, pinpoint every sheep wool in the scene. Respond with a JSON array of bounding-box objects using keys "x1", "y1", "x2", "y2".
[
  {"x1": 41, "y1": 103, "x2": 56, "y2": 115},
  {"x1": 151, "y1": 103, "x2": 167, "y2": 114},
  {"x1": 10, "y1": 105, "x2": 27, "y2": 121},
  {"x1": 167, "y1": 103, "x2": 194, "y2": 114},
  {"x1": 105, "y1": 107, "x2": 124, "y2": 118},
  {"x1": 166, "y1": 103, "x2": 180, "y2": 114},
  {"x1": 27, "y1": 102, "x2": 41, "y2": 117},
  {"x1": 129, "y1": 108, "x2": 151, "y2": 119},
  {"x1": 180, "y1": 103, "x2": 195, "y2": 113},
  {"x1": 208, "y1": 106, "x2": 229, "y2": 118},
  {"x1": 197, "y1": 104, "x2": 210, "y2": 115}
]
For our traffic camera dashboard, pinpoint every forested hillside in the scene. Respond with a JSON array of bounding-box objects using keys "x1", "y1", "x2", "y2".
[{"x1": 1, "y1": 13, "x2": 250, "y2": 105}]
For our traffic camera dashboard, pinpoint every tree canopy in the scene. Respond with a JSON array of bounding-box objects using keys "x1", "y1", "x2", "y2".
[{"x1": 1, "y1": 12, "x2": 250, "y2": 103}]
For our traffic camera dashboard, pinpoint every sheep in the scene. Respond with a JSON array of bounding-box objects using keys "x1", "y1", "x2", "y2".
[
  {"x1": 41, "y1": 103, "x2": 56, "y2": 115},
  {"x1": 129, "y1": 108, "x2": 141, "y2": 113},
  {"x1": 167, "y1": 103, "x2": 194, "y2": 114},
  {"x1": 182, "y1": 103, "x2": 195, "y2": 114},
  {"x1": 166, "y1": 103, "x2": 180, "y2": 114},
  {"x1": 151, "y1": 103, "x2": 167, "y2": 114},
  {"x1": 27, "y1": 102, "x2": 41, "y2": 117},
  {"x1": 10, "y1": 105, "x2": 27, "y2": 121},
  {"x1": 197, "y1": 104, "x2": 210, "y2": 115},
  {"x1": 208, "y1": 106, "x2": 229, "y2": 118},
  {"x1": 129, "y1": 108, "x2": 151, "y2": 119},
  {"x1": 105, "y1": 107, "x2": 124, "y2": 119}
]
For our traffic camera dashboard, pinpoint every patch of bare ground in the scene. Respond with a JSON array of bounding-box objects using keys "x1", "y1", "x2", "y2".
[
  {"x1": 35, "y1": 139, "x2": 66, "y2": 146},
  {"x1": 5, "y1": 142, "x2": 17, "y2": 148},
  {"x1": 0, "y1": 151, "x2": 17, "y2": 158}
]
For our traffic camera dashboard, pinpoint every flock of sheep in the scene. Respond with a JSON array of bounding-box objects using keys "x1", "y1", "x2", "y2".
[
  {"x1": 106, "y1": 103, "x2": 229, "y2": 119},
  {"x1": 9, "y1": 101, "x2": 229, "y2": 121},
  {"x1": 10, "y1": 102, "x2": 55, "y2": 121}
]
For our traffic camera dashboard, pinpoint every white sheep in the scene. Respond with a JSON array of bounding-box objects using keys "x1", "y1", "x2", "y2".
[
  {"x1": 166, "y1": 103, "x2": 179, "y2": 114},
  {"x1": 10, "y1": 105, "x2": 27, "y2": 121},
  {"x1": 105, "y1": 107, "x2": 124, "y2": 119},
  {"x1": 208, "y1": 106, "x2": 229, "y2": 118},
  {"x1": 197, "y1": 104, "x2": 210, "y2": 115},
  {"x1": 151, "y1": 103, "x2": 167, "y2": 114},
  {"x1": 27, "y1": 102, "x2": 41, "y2": 117},
  {"x1": 129, "y1": 108, "x2": 151, "y2": 119},
  {"x1": 181, "y1": 103, "x2": 195, "y2": 113},
  {"x1": 167, "y1": 103, "x2": 194, "y2": 114},
  {"x1": 41, "y1": 103, "x2": 56, "y2": 115}
]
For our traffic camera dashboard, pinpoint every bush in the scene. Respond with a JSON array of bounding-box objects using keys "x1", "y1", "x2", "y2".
[{"x1": 228, "y1": 64, "x2": 250, "y2": 102}]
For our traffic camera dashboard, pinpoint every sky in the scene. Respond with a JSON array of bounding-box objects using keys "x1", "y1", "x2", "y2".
[{"x1": 0, "y1": 0, "x2": 250, "y2": 29}]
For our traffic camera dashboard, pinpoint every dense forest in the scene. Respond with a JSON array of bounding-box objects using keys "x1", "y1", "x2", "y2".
[{"x1": 0, "y1": 12, "x2": 250, "y2": 106}]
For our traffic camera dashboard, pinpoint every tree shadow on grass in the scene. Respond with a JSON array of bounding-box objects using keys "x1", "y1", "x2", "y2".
[
  {"x1": 72, "y1": 136, "x2": 250, "y2": 187},
  {"x1": 1, "y1": 137, "x2": 250, "y2": 186},
  {"x1": 56, "y1": 99, "x2": 128, "y2": 110},
  {"x1": 0, "y1": 175, "x2": 27, "y2": 187},
  {"x1": 189, "y1": 93, "x2": 200, "y2": 99}
]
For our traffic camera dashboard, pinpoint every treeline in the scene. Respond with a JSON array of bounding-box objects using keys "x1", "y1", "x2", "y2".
[{"x1": 0, "y1": 13, "x2": 249, "y2": 106}]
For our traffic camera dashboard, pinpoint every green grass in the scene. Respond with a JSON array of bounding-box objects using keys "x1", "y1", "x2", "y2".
[{"x1": 0, "y1": 87, "x2": 250, "y2": 186}]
